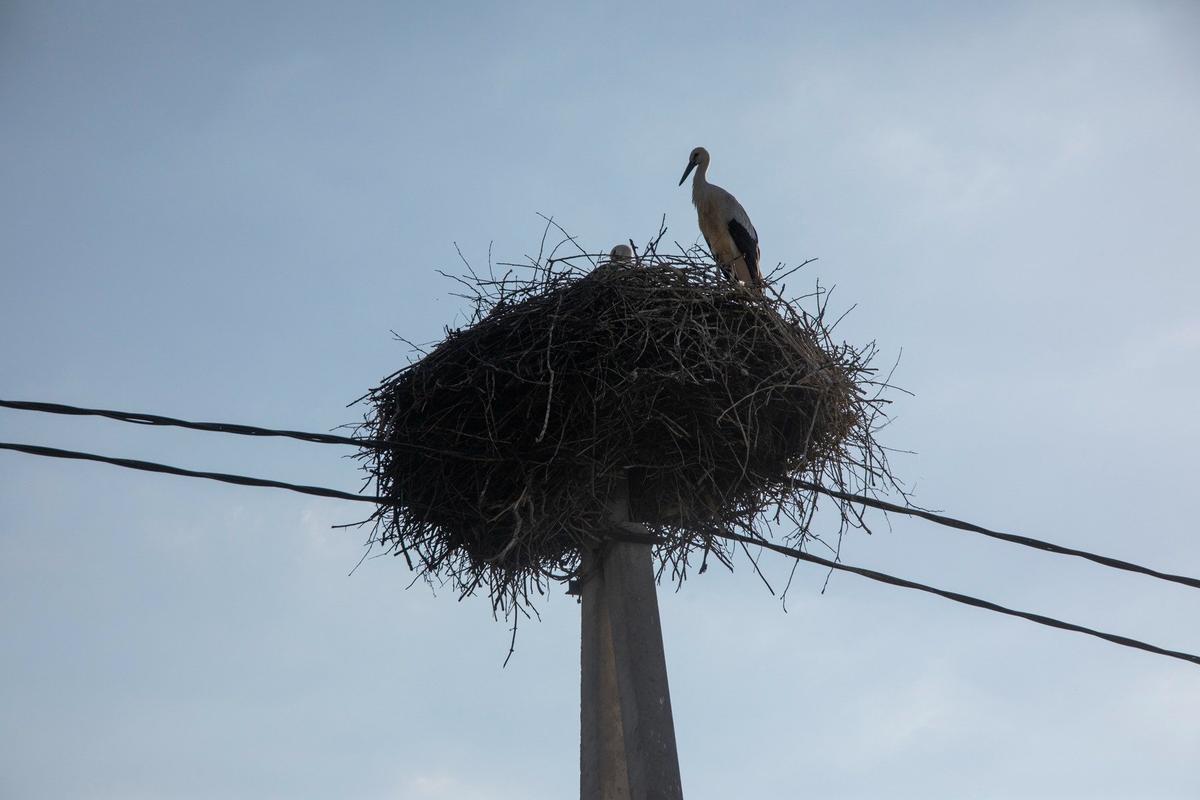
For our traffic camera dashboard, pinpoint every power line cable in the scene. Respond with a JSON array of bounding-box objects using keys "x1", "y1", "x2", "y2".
[
  {"x1": 0, "y1": 398, "x2": 377, "y2": 447},
  {"x1": 711, "y1": 529, "x2": 1200, "y2": 668},
  {"x1": 2, "y1": 439, "x2": 1197, "y2": 669},
  {"x1": 791, "y1": 479, "x2": 1200, "y2": 591},
  {"x1": 0, "y1": 441, "x2": 379, "y2": 504},
  {"x1": 4, "y1": 397, "x2": 1197, "y2": 591}
]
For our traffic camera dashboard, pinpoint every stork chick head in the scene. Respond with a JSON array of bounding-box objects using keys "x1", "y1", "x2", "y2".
[
  {"x1": 609, "y1": 244, "x2": 633, "y2": 262},
  {"x1": 678, "y1": 146, "x2": 710, "y2": 186}
]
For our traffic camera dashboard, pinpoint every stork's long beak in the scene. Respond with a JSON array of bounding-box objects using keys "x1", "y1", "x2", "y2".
[{"x1": 679, "y1": 160, "x2": 696, "y2": 186}]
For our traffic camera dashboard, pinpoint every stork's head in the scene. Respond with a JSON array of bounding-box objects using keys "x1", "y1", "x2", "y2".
[
  {"x1": 609, "y1": 244, "x2": 633, "y2": 262},
  {"x1": 678, "y1": 146, "x2": 710, "y2": 186}
]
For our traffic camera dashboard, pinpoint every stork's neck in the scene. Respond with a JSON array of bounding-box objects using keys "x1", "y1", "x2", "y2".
[{"x1": 690, "y1": 161, "x2": 709, "y2": 204}]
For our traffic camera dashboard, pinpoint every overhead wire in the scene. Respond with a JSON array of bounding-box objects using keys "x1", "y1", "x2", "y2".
[
  {"x1": 0, "y1": 441, "x2": 379, "y2": 504},
  {"x1": 791, "y1": 479, "x2": 1200, "y2": 590},
  {"x1": 3, "y1": 397, "x2": 1197, "y2": 591},
  {"x1": 712, "y1": 529, "x2": 1200, "y2": 668},
  {"x1": 3, "y1": 438, "x2": 1197, "y2": 667}
]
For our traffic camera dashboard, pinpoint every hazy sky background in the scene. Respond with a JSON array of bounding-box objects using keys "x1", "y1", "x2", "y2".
[{"x1": 3, "y1": 1, "x2": 1199, "y2": 798}]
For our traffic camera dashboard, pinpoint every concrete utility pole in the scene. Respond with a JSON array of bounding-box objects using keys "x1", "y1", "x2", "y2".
[{"x1": 579, "y1": 478, "x2": 683, "y2": 799}]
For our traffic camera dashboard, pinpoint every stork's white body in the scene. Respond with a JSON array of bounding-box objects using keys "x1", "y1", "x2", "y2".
[{"x1": 680, "y1": 147, "x2": 762, "y2": 286}]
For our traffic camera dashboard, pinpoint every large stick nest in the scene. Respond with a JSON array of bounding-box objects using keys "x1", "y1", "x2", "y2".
[{"x1": 358, "y1": 231, "x2": 897, "y2": 614}]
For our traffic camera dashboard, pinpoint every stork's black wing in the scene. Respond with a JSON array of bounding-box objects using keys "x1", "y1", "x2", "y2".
[{"x1": 727, "y1": 218, "x2": 762, "y2": 286}]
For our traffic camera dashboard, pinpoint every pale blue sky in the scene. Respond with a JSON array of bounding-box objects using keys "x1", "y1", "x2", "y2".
[{"x1": 2, "y1": 2, "x2": 1199, "y2": 798}]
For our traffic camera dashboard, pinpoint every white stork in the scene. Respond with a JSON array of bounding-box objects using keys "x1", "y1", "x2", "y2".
[{"x1": 678, "y1": 146, "x2": 762, "y2": 287}]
